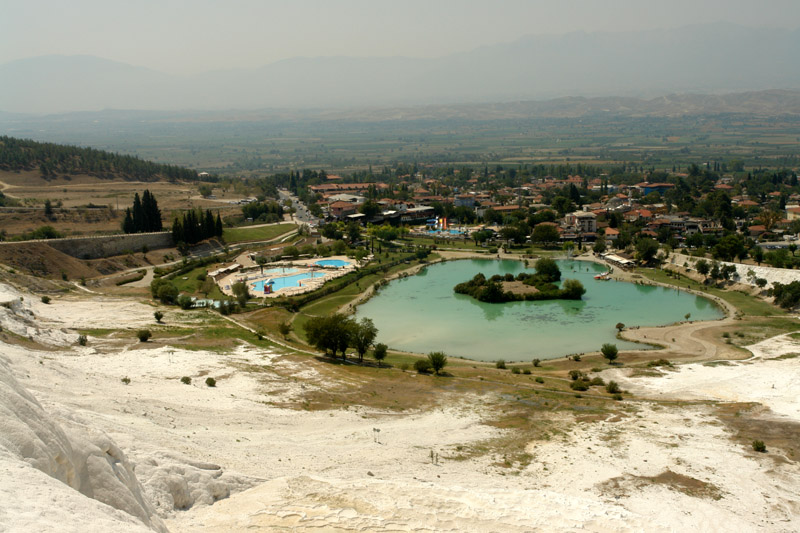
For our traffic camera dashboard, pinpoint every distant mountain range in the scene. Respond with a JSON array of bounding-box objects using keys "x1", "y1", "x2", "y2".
[{"x1": 2, "y1": 23, "x2": 800, "y2": 114}]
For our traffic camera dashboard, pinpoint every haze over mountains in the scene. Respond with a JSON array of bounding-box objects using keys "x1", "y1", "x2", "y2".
[{"x1": 1, "y1": 23, "x2": 799, "y2": 114}]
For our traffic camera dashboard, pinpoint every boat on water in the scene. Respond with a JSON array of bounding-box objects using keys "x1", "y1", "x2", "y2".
[{"x1": 594, "y1": 271, "x2": 611, "y2": 280}]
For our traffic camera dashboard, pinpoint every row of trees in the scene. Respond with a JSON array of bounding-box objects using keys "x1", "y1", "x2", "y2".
[
  {"x1": 172, "y1": 209, "x2": 223, "y2": 245},
  {"x1": 304, "y1": 314, "x2": 380, "y2": 362},
  {"x1": 122, "y1": 190, "x2": 162, "y2": 233}
]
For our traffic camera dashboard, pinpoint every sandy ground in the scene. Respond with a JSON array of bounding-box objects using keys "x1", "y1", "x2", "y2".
[{"x1": 1, "y1": 280, "x2": 799, "y2": 532}]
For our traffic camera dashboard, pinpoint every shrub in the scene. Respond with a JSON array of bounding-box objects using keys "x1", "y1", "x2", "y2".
[
  {"x1": 414, "y1": 359, "x2": 432, "y2": 374},
  {"x1": 568, "y1": 370, "x2": 582, "y2": 381},
  {"x1": 590, "y1": 377, "x2": 605, "y2": 386},
  {"x1": 612, "y1": 393, "x2": 623, "y2": 401},
  {"x1": 205, "y1": 377, "x2": 216, "y2": 387},
  {"x1": 572, "y1": 354, "x2": 582, "y2": 362},
  {"x1": 535, "y1": 376, "x2": 544, "y2": 383},
  {"x1": 121, "y1": 377, "x2": 131, "y2": 385},
  {"x1": 154, "y1": 311, "x2": 164, "y2": 323},
  {"x1": 180, "y1": 376, "x2": 191, "y2": 385},
  {"x1": 570, "y1": 380, "x2": 589, "y2": 391},
  {"x1": 606, "y1": 380, "x2": 621, "y2": 394},
  {"x1": 77, "y1": 334, "x2": 87, "y2": 346},
  {"x1": 41, "y1": 296, "x2": 51, "y2": 304},
  {"x1": 523, "y1": 369, "x2": 531, "y2": 375},
  {"x1": 647, "y1": 359, "x2": 672, "y2": 367},
  {"x1": 177, "y1": 295, "x2": 194, "y2": 310},
  {"x1": 150, "y1": 278, "x2": 178, "y2": 304},
  {"x1": 752, "y1": 440, "x2": 766, "y2": 452},
  {"x1": 137, "y1": 329, "x2": 152, "y2": 342},
  {"x1": 511, "y1": 367, "x2": 521, "y2": 374},
  {"x1": 427, "y1": 351, "x2": 448, "y2": 374},
  {"x1": 532, "y1": 358, "x2": 541, "y2": 367},
  {"x1": 278, "y1": 322, "x2": 292, "y2": 339},
  {"x1": 495, "y1": 359, "x2": 507, "y2": 369}
]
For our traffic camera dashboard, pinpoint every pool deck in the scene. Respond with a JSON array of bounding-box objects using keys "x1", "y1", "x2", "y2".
[{"x1": 216, "y1": 255, "x2": 360, "y2": 298}]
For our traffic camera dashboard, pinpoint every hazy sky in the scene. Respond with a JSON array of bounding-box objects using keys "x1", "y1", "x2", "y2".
[{"x1": 2, "y1": 0, "x2": 799, "y2": 74}]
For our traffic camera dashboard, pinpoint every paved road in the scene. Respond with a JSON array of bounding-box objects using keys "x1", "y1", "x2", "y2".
[{"x1": 278, "y1": 189, "x2": 320, "y2": 227}]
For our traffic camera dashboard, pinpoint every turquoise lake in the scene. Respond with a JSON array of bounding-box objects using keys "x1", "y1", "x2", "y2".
[{"x1": 354, "y1": 259, "x2": 723, "y2": 361}]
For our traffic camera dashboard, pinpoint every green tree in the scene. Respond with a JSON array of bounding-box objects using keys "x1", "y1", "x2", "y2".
[
  {"x1": 255, "y1": 255, "x2": 268, "y2": 274},
  {"x1": 351, "y1": 317, "x2": 378, "y2": 362},
  {"x1": 593, "y1": 239, "x2": 606, "y2": 254},
  {"x1": 359, "y1": 200, "x2": 381, "y2": 219},
  {"x1": 373, "y1": 343, "x2": 388, "y2": 367},
  {"x1": 150, "y1": 278, "x2": 178, "y2": 304},
  {"x1": 283, "y1": 245, "x2": 300, "y2": 259},
  {"x1": 534, "y1": 257, "x2": 561, "y2": 282},
  {"x1": 231, "y1": 281, "x2": 250, "y2": 307},
  {"x1": 427, "y1": 351, "x2": 448, "y2": 375},
  {"x1": 751, "y1": 246, "x2": 764, "y2": 266},
  {"x1": 635, "y1": 238, "x2": 660, "y2": 265},
  {"x1": 278, "y1": 321, "x2": 292, "y2": 339},
  {"x1": 601, "y1": 343, "x2": 619, "y2": 363},
  {"x1": 695, "y1": 259, "x2": 710, "y2": 278},
  {"x1": 304, "y1": 314, "x2": 353, "y2": 358},
  {"x1": 551, "y1": 196, "x2": 574, "y2": 215},
  {"x1": 532, "y1": 224, "x2": 560, "y2": 245},
  {"x1": 561, "y1": 279, "x2": 586, "y2": 299}
]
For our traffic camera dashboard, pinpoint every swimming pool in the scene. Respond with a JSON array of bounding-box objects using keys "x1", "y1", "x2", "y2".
[
  {"x1": 315, "y1": 259, "x2": 350, "y2": 268},
  {"x1": 426, "y1": 229, "x2": 465, "y2": 236},
  {"x1": 251, "y1": 272, "x2": 324, "y2": 292}
]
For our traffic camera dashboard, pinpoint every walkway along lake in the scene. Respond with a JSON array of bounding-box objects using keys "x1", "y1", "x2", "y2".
[{"x1": 354, "y1": 259, "x2": 724, "y2": 362}]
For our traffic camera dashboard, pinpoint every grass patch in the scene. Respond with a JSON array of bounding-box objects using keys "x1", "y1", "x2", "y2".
[
  {"x1": 223, "y1": 223, "x2": 297, "y2": 244},
  {"x1": 170, "y1": 266, "x2": 225, "y2": 299},
  {"x1": 726, "y1": 317, "x2": 800, "y2": 346},
  {"x1": 598, "y1": 470, "x2": 723, "y2": 500},
  {"x1": 638, "y1": 268, "x2": 784, "y2": 316},
  {"x1": 77, "y1": 328, "x2": 116, "y2": 337}
]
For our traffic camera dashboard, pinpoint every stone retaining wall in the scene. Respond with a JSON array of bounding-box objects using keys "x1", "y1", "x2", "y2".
[{"x1": 0, "y1": 232, "x2": 173, "y2": 259}]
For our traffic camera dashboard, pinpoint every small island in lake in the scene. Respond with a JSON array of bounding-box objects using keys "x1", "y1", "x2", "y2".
[{"x1": 453, "y1": 258, "x2": 586, "y2": 303}]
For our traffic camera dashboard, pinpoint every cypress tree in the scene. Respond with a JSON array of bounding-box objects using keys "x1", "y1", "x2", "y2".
[
  {"x1": 172, "y1": 217, "x2": 184, "y2": 244},
  {"x1": 122, "y1": 208, "x2": 135, "y2": 234},
  {"x1": 215, "y1": 213, "x2": 223, "y2": 237},
  {"x1": 132, "y1": 193, "x2": 144, "y2": 232},
  {"x1": 203, "y1": 210, "x2": 215, "y2": 240},
  {"x1": 142, "y1": 190, "x2": 162, "y2": 232}
]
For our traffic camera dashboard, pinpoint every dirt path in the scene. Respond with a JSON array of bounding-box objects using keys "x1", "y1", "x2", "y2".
[{"x1": 0, "y1": 179, "x2": 20, "y2": 198}]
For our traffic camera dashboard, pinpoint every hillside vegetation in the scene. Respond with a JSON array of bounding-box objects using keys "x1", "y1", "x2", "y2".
[{"x1": 0, "y1": 136, "x2": 201, "y2": 182}]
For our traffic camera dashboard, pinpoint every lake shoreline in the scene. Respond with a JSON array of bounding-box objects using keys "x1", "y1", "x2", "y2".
[{"x1": 346, "y1": 251, "x2": 731, "y2": 364}]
